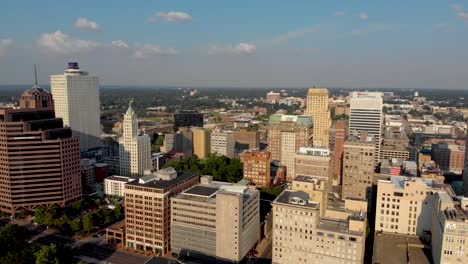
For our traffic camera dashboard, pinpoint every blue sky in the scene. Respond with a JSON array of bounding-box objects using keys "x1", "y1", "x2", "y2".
[{"x1": 0, "y1": 0, "x2": 468, "y2": 89}]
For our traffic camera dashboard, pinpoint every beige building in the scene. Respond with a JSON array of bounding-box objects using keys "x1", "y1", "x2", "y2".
[
  {"x1": 376, "y1": 176, "x2": 445, "y2": 236},
  {"x1": 272, "y1": 175, "x2": 367, "y2": 264},
  {"x1": 342, "y1": 136, "x2": 375, "y2": 200},
  {"x1": 171, "y1": 176, "x2": 260, "y2": 263},
  {"x1": 234, "y1": 129, "x2": 259, "y2": 151},
  {"x1": 104, "y1": 175, "x2": 132, "y2": 197},
  {"x1": 192, "y1": 127, "x2": 211, "y2": 159},
  {"x1": 431, "y1": 190, "x2": 468, "y2": 264},
  {"x1": 305, "y1": 88, "x2": 330, "y2": 147},
  {"x1": 124, "y1": 167, "x2": 199, "y2": 254},
  {"x1": 294, "y1": 147, "x2": 332, "y2": 182},
  {"x1": 267, "y1": 114, "x2": 313, "y2": 181},
  {"x1": 211, "y1": 129, "x2": 235, "y2": 158}
]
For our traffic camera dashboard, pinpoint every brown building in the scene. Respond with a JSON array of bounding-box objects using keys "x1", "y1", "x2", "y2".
[
  {"x1": 241, "y1": 150, "x2": 271, "y2": 187},
  {"x1": 331, "y1": 120, "x2": 347, "y2": 184},
  {"x1": 0, "y1": 86, "x2": 82, "y2": 215},
  {"x1": 431, "y1": 142, "x2": 466, "y2": 174},
  {"x1": 294, "y1": 147, "x2": 332, "y2": 181},
  {"x1": 342, "y1": 135, "x2": 375, "y2": 200},
  {"x1": 124, "y1": 167, "x2": 198, "y2": 254},
  {"x1": 234, "y1": 129, "x2": 259, "y2": 151}
]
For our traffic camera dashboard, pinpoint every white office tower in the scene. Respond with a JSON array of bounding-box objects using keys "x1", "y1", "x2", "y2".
[
  {"x1": 210, "y1": 129, "x2": 235, "y2": 158},
  {"x1": 119, "y1": 101, "x2": 152, "y2": 175},
  {"x1": 51, "y1": 62, "x2": 101, "y2": 151},
  {"x1": 349, "y1": 92, "x2": 384, "y2": 163}
]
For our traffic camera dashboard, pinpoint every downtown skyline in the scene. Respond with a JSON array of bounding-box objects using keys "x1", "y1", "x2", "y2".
[{"x1": 1, "y1": 0, "x2": 468, "y2": 89}]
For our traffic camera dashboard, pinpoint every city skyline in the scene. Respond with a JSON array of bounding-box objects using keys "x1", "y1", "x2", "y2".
[{"x1": 1, "y1": 0, "x2": 468, "y2": 89}]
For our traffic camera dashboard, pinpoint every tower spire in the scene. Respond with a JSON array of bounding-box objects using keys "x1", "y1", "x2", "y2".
[{"x1": 34, "y1": 64, "x2": 38, "y2": 86}]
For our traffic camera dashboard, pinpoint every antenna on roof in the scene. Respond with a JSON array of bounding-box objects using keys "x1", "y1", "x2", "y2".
[{"x1": 34, "y1": 64, "x2": 38, "y2": 86}]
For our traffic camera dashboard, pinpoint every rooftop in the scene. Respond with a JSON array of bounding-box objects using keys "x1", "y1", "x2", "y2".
[
  {"x1": 106, "y1": 175, "x2": 132, "y2": 182},
  {"x1": 372, "y1": 233, "x2": 432, "y2": 264},
  {"x1": 126, "y1": 170, "x2": 198, "y2": 190},
  {"x1": 173, "y1": 181, "x2": 257, "y2": 204},
  {"x1": 274, "y1": 190, "x2": 320, "y2": 210},
  {"x1": 317, "y1": 217, "x2": 363, "y2": 236}
]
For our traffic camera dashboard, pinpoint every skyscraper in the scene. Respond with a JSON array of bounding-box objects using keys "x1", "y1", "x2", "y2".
[
  {"x1": 210, "y1": 129, "x2": 235, "y2": 158},
  {"x1": 267, "y1": 114, "x2": 313, "y2": 181},
  {"x1": 51, "y1": 62, "x2": 101, "y2": 151},
  {"x1": 348, "y1": 92, "x2": 383, "y2": 163},
  {"x1": 119, "y1": 101, "x2": 152, "y2": 175},
  {"x1": 173, "y1": 111, "x2": 203, "y2": 131},
  {"x1": 342, "y1": 135, "x2": 375, "y2": 200},
  {"x1": 463, "y1": 140, "x2": 468, "y2": 197},
  {"x1": 331, "y1": 120, "x2": 347, "y2": 184},
  {"x1": 0, "y1": 85, "x2": 81, "y2": 215},
  {"x1": 305, "y1": 88, "x2": 330, "y2": 147}
]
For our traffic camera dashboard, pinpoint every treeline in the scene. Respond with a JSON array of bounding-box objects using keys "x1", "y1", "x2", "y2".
[
  {"x1": 0, "y1": 224, "x2": 81, "y2": 264},
  {"x1": 164, "y1": 154, "x2": 243, "y2": 183}
]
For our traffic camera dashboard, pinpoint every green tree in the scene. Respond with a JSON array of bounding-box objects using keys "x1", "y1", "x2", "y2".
[
  {"x1": 70, "y1": 219, "x2": 82, "y2": 233},
  {"x1": 53, "y1": 215, "x2": 70, "y2": 230},
  {"x1": 35, "y1": 244, "x2": 60, "y2": 264},
  {"x1": 43, "y1": 205, "x2": 60, "y2": 227},
  {"x1": 82, "y1": 214, "x2": 95, "y2": 232},
  {"x1": 0, "y1": 224, "x2": 37, "y2": 264},
  {"x1": 34, "y1": 206, "x2": 46, "y2": 225},
  {"x1": 114, "y1": 203, "x2": 123, "y2": 219},
  {"x1": 156, "y1": 134, "x2": 164, "y2": 146}
]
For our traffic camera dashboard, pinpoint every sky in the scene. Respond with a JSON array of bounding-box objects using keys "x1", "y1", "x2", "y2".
[{"x1": 0, "y1": 0, "x2": 468, "y2": 89}]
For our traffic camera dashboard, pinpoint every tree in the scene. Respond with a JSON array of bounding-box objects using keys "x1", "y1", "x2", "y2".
[
  {"x1": 35, "y1": 244, "x2": 60, "y2": 264},
  {"x1": 70, "y1": 219, "x2": 82, "y2": 233},
  {"x1": 114, "y1": 203, "x2": 123, "y2": 219},
  {"x1": 43, "y1": 205, "x2": 60, "y2": 227},
  {"x1": 82, "y1": 214, "x2": 95, "y2": 232},
  {"x1": 0, "y1": 224, "x2": 37, "y2": 264},
  {"x1": 34, "y1": 206, "x2": 46, "y2": 225}
]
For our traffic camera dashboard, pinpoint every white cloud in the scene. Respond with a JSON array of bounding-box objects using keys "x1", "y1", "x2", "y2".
[
  {"x1": 112, "y1": 40, "x2": 129, "y2": 48},
  {"x1": 74, "y1": 17, "x2": 100, "y2": 31},
  {"x1": 38, "y1": 31, "x2": 103, "y2": 54},
  {"x1": 0, "y1": 38, "x2": 13, "y2": 56},
  {"x1": 133, "y1": 44, "x2": 179, "y2": 58},
  {"x1": 209, "y1": 43, "x2": 256, "y2": 55},
  {"x1": 334, "y1": 11, "x2": 345, "y2": 17},
  {"x1": 269, "y1": 27, "x2": 320, "y2": 45},
  {"x1": 450, "y1": 3, "x2": 468, "y2": 21},
  {"x1": 359, "y1": 12, "x2": 369, "y2": 20},
  {"x1": 149, "y1": 11, "x2": 192, "y2": 23}
]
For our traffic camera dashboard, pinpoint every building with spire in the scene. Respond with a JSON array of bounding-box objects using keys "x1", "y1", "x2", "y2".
[
  {"x1": 0, "y1": 72, "x2": 82, "y2": 215},
  {"x1": 305, "y1": 88, "x2": 331, "y2": 147},
  {"x1": 51, "y1": 62, "x2": 101, "y2": 151},
  {"x1": 119, "y1": 101, "x2": 152, "y2": 175}
]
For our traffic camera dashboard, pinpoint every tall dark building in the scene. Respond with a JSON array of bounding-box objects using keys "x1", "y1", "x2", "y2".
[
  {"x1": 0, "y1": 85, "x2": 82, "y2": 215},
  {"x1": 173, "y1": 111, "x2": 203, "y2": 131}
]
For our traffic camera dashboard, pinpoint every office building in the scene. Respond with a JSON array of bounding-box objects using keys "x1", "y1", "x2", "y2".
[
  {"x1": 241, "y1": 150, "x2": 271, "y2": 187},
  {"x1": 305, "y1": 88, "x2": 330, "y2": 147},
  {"x1": 234, "y1": 129, "x2": 259, "y2": 152},
  {"x1": 171, "y1": 177, "x2": 260, "y2": 263},
  {"x1": 376, "y1": 176, "x2": 445, "y2": 236},
  {"x1": 192, "y1": 127, "x2": 211, "y2": 159},
  {"x1": 266, "y1": 91, "x2": 281, "y2": 104},
  {"x1": 272, "y1": 175, "x2": 367, "y2": 264},
  {"x1": 348, "y1": 92, "x2": 383, "y2": 163},
  {"x1": 51, "y1": 62, "x2": 101, "y2": 151},
  {"x1": 211, "y1": 129, "x2": 235, "y2": 158},
  {"x1": 267, "y1": 114, "x2": 313, "y2": 181},
  {"x1": 431, "y1": 190, "x2": 468, "y2": 264},
  {"x1": 174, "y1": 127, "x2": 194, "y2": 157},
  {"x1": 174, "y1": 111, "x2": 203, "y2": 131},
  {"x1": 464, "y1": 141, "x2": 468, "y2": 197},
  {"x1": 119, "y1": 102, "x2": 152, "y2": 175},
  {"x1": 431, "y1": 142, "x2": 466, "y2": 174},
  {"x1": 342, "y1": 135, "x2": 375, "y2": 200},
  {"x1": 104, "y1": 175, "x2": 132, "y2": 197},
  {"x1": 161, "y1": 133, "x2": 174, "y2": 153},
  {"x1": 380, "y1": 145, "x2": 413, "y2": 161},
  {"x1": 0, "y1": 86, "x2": 81, "y2": 215},
  {"x1": 331, "y1": 120, "x2": 347, "y2": 184},
  {"x1": 294, "y1": 147, "x2": 332, "y2": 181},
  {"x1": 124, "y1": 167, "x2": 199, "y2": 254}
]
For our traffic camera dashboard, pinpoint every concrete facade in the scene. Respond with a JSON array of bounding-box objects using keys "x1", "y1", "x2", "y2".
[
  {"x1": 192, "y1": 127, "x2": 211, "y2": 159},
  {"x1": 294, "y1": 147, "x2": 332, "y2": 182},
  {"x1": 305, "y1": 88, "x2": 330, "y2": 148},
  {"x1": 211, "y1": 129, "x2": 235, "y2": 158}
]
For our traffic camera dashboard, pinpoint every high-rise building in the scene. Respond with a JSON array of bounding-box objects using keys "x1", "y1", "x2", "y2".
[
  {"x1": 342, "y1": 135, "x2": 375, "y2": 200},
  {"x1": 463, "y1": 141, "x2": 468, "y2": 197},
  {"x1": 51, "y1": 62, "x2": 101, "y2": 151},
  {"x1": 211, "y1": 129, "x2": 235, "y2": 158},
  {"x1": 0, "y1": 86, "x2": 81, "y2": 215},
  {"x1": 331, "y1": 120, "x2": 347, "y2": 184},
  {"x1": 376, "y1": 176, "x2": 446, "y2": 236},
  {"x1": 272, "y1": 175, "x2": 367, "y2": 264},
  {"x1": 267, "y1": 114, "x2": 313, "y2": 181},
  {"x1": 241, "y1": 150, "x2": 272, "y2": 187},
  {"x1": 124, "y1": 167, "x2": 199, "y2": 254},
  {"x1": 174, "y1": 127, "x2": 194, "y2": 157},
  {"x1": 305, "y1": 88, "x2": 330, "y2": 147},
  {"x1": 349, "y1": 92, "x2": 383, "y2": 163},
  {"x1": 192, "y1": 127, "x2": 211, "y2": 159},
  {"x1": 173, "y1": 111, "x2": 203, "y2": 131},
  {"x1": 431, "y1": 190, "x2": 468, "y2": 264},
  {"x1": 234, "y1": 129, "x2": 259, "y2": 152},
  {"x1": 119, "y1": 102, "x2": 152, "y2": 175},
  {"x1": 265, "y1": 91, "x2": 281, "y2": 104},
  {"x1": 431, "y1": 142, "x2": 466, "y2": 174},
  {"x1": 171, "y1": 176, "x2": 260, "y2": 263},
  {"x1": 294, "y1": 147, "x2": 332, "y2": 181}
]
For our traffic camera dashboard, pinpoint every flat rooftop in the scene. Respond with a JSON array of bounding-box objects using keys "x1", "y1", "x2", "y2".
[
  {"x1": 126, "y1": 171, "x2": 198, "y2": 190},
  {"x1": 372, "y1": 232, "x2": 432, "y2": 264},
  {"x1": 184, "y1": 185, "x2": 219, "y2": 197},
  {"x1": 317, "y1": 217, "x2": 363, "y2": 236},
  {"x1": 173, "y1": 181, "x2": 256, "y2": 204},
  {"x1": 106, "y1": 175, "x2": 131, "y2": 182},
  {"x1": 274, "y1": 190, "x2": 320, "y2": 209}
]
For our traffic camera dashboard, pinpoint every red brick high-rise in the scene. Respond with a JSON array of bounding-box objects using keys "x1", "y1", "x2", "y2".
[
  {"x1": 0, "y1": 86, "x2": 82, "y2": 215},
  {"x1": 331, "y1": 121, "x2": 347, "y2": 184}
]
